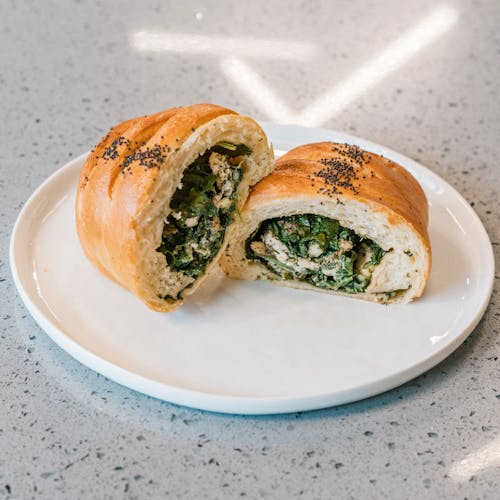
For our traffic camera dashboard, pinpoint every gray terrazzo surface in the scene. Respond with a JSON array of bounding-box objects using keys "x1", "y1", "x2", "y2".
[{"x1": 1, "y1": 0, "x2": 499, "y2": 498}]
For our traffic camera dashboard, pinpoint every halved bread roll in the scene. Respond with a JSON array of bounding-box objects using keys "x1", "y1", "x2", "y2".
[
  {"x1": 221, "y1": 142, "x2": 431, "y2": 304},
  {"x1": 76, "y1": 104, "x2": 274, "y2": 312}
]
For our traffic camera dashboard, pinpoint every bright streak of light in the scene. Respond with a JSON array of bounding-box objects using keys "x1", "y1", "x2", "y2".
[
  {"x1": 220, "y1": 5, "x2": 458, "y2": 126},
  {"x1": 449, "y1": 435, "x2": 500, "y2": 481},
  {"x1": 446, "y1": 207, "x2": 467, "y2": 234},
  {"x1": 429, "y1": 330, "x2": 450, "y2": 344},
  {"x1": 130, "y1": 32, "x2": 318, "y2": 61},
  {"x1": 298, "y1": 5, "x2": 458, "y2": 126},
  {"x1": 220, "y1": 58, "x2": 296, "y2": 123}
]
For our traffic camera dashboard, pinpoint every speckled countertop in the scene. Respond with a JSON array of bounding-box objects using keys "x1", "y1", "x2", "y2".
[{"x1": 1, "y1": 0, "x2": 499, "y2": 498}]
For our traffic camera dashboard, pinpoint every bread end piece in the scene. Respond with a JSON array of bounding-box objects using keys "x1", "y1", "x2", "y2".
[
  {"x1": 76, "y1": 104, "x2": 274, "y2": 312},
  {"x1": 221, "y1": 142, "x2": 431, "y2": 304}
]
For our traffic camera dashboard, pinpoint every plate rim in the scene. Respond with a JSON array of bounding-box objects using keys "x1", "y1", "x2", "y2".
[{"x1": 9, "y1": 124, "x2": 495, "y2": 415}]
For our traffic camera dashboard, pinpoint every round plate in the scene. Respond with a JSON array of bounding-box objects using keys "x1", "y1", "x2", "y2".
[{"x1": 10, "y1": 123, "x2": 494, "y2": 415}]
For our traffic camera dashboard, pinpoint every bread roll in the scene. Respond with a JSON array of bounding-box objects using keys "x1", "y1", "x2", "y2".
[
  {"x1": 221, "y1": 142, "x2": 431, "y2": 304},
  {"x1": 76, "y1": 104, "x2": 274, "y2": 312}
]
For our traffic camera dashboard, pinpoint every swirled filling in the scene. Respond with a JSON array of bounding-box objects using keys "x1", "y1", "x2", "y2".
[
  {"x1": 247, "y1": 214, "x2": 387, "y2": 293},
  {"x1": 157, "y1": 142, "x2": 251, "y2": 296}
]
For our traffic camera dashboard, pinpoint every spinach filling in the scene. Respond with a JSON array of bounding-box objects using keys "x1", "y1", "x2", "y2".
[
  {"x1": 246, "y1": 214, "x2": 387, "y2": 293},
  {"x1": 157, "y1": 142, "x2": 251, "y2": 285}
]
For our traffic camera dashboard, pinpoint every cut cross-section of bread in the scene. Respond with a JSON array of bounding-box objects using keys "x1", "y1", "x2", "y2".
[
  {"x1": 76, "y1": 104, "x2": 274, "y2": 312},
  {"x1": 220, "y1": 142, "x2": 431, "y2": 304}
]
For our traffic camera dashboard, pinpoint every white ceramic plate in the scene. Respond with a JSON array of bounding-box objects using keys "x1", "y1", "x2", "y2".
[{"x1": 10, "y1": 123, "x2": 494, "y2": 415}]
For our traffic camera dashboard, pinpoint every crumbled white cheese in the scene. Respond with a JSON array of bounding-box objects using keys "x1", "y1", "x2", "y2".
[
  {"x1": 184, "y1": 216, "x2": 199, "y2": 228},
  {"x1": 210, "y1": 152, "x2": 234, "y2": 196},
  {"x1": 282, "y1": 220, "x2": 298, "y2": 233},
  {"x1": 209, "y1": 152, "x2": 237, "y2": 211},
  {"x1": 214, "y1": 193, "x2": 232, "y2": 210},
  {"x1": 308, "y1": 242, "x2": 323, "y2": 258},
  {"x1": 339, "y1": 239, "x2": 353, "y2": 253},
  {"x1": 354, "y1": 243, "x2": 374, "y2": 279},
  {"x1": 191, "y1": 242, "x2": 210, "y2": 258},
  {"x1": 262, "y1": 231, "x2": 319, "y2": 273}
]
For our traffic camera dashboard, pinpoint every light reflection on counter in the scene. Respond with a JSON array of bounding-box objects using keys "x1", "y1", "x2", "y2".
[
  {"x1": 130, "y1": 31, "x2": 317, "y2": 60},
  {"x1": 129, "y1": 6, "x2": 458, "y2": 126},
  {"x1": 450, "y1": 435, "x2": 500, "y2": 481}
]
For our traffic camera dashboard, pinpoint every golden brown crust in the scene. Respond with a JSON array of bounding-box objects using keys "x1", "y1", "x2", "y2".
[
  {"x1": 75, "y1": 104, "x2": 265, "y2": 311},
  {"x1": 76, "y1": 108, "x2": 184, "y2": 286},
  {"x1": 249, "y1": 142, "x2": 430, "y2": 257}
]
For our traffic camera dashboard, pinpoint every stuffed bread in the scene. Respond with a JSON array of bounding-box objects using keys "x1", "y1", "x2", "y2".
[
  {"x1": 220, "y1": 142, "x2": 431, "y2": 304},
  {"x1": 76, "y1": 103, "x2": 274, "y2": 312}
]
